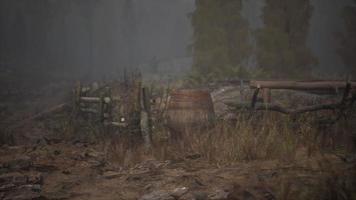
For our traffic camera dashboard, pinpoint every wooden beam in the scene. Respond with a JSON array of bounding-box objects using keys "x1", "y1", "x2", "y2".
[
  {"x1": 251, "y1": 88, "x2": 260, "y2": 108},
  {"x1": 226, "y1": 102, "x2": 341, "y2": 115},
  {"x1": 80, "y1": 97, "x2": 101, "y2": 103},
  {"x1": 250, "y1": 81, "x2": 356, "y2": 91}
]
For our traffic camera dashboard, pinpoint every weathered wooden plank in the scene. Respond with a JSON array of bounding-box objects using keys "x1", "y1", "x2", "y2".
[
  {"x1": 80, "y1": 97, "x2": 101, "y2": 103},
  {"x1": 226, "y1": 102, "x2": 340, "y2": 115},
  {"x1": 250, "y1": 80, "x2": 356, "y2": 91}
]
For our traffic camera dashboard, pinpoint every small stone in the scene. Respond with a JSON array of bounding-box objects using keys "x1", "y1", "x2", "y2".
[
  {"x1": 28, "y1": 173, "x2": 43, "y2": 184},
  {"x1": 144, "y1": 184, "x2": 153, "y2": 191},
  {"x1": 185, "y1": 154, "x2": 202, "y2": 160},
  {"x1": 62, "y1": 170, "x2": 71, "y2": 175},
  {"x1": 102, "y1": 171, "x2": 122, "y2": 179},
  {"x1": 85, "y1": 149, "x2": 104, "y2": 159},
  {"x1": 208, "y1": 189, "x2": 230, "y2": 199},
  {"x1": 171, "y1": 187, "x2": 189, "y2": 198},
  {"x1": 53, "y1": 150, "x2": 61, "y2": 155},
  {"x1": 139, "y1": 191, "x2": 175, "y2": 200},
  {"x1": 36, "y1": 138, "x2": 48, "y2": 146}
]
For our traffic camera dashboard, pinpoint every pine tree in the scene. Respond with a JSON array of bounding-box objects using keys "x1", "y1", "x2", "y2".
[
  {"x1": 338, "y1": 0, "x2": 356, "y2": 77},
  {"x1": 256, "y1": 0, "x2": 316, "y2": 78},
  {"x1": 191, "y1": 0, "x2": 250, "y2": 81}
]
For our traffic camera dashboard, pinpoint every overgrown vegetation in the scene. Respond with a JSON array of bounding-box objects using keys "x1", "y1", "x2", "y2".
[
  {"x1": 105, "y1": 112, "x2": 355, "y2": 166},
  {"x1": 101, "y1": 111, "x2": 356, "y2": 199},
  {"x1": 256, "y1": 0, "x2": 317, "y2": 78},
  {"x1": 190, "y1": 0, "x2": 318, "y2": 83},
  {"x1": 190, "y1": 0, "x2": 251, "y2": 82}
]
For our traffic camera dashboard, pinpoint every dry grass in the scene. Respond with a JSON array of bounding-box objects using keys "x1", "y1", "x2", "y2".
[
  {"x1": 102, "y1": 112, "x2": 356, "y2": 199},
  {"x1": 274, "y1": 155, "x2": 356, "y2": 200},
  {"x1": 152, "y1": 113, "x2": 315, "y2": 164},
  {"x1": 105, "y1": 111, "x2": 356, "y2": 166}
]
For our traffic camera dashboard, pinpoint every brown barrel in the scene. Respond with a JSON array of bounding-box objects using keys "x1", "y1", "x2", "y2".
[{"x1": 166, "y1": 89, "x2": 215, "y2": 133}]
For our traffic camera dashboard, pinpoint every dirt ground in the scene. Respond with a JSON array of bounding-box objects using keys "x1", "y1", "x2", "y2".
[
  {"x1": 1, "y1": 83, "x2": 356, "y2": 200},
  {"x1": 1, "y1": 141, "x2": 355, "y2": 200}
]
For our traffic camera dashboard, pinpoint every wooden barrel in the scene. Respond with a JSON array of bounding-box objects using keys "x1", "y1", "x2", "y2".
[{"x1": 166, "y1": 89, "x2": 215, "y2": 133}]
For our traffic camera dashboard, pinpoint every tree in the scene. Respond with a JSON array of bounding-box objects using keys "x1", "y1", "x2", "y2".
[
  {"x1": 256, "y1": 0, "x2": 317, "y2": 78},
  {"x1": 338, "y1": 0, "x2": 356, "y2": 77},
  {"x1": 191, "y1": 0, "x2": 251, "y2": 81}
]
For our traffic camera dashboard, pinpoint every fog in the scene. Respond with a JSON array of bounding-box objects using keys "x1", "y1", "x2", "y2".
[
  {"x1": 0, "y1": 0, "x2": 194, "y2": 84},
  {"x1": 309, "y1": 0, "x2": 354, "y2": 75},
  {"x1": 0, "y1": 0, "x2": 355, "y2": 85},
  {"x1": 242, "y1": 0, "x2": 355, "y2": 75}
]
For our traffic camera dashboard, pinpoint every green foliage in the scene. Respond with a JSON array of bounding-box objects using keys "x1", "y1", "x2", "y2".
[
  {"x1": 191, "y1": 0, "x2": 317, "y2": 82},
  {"x1": 256, "y1": 0, "x2": 317, "y2": 78},
  {"x1": 191, "y1": 0, "x2": 251, "y2": 82}
]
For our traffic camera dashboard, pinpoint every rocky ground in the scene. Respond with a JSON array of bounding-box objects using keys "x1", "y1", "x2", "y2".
[{"x1": 1, "y1": 140, "x2": 355, "y2": 200}]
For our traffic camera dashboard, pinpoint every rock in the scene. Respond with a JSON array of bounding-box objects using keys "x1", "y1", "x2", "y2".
[
  {"x1": 208, "y1": 189, "x2": 230, "y2": 200},
  {"x1": 171, "y1": 187, "x2": 189, "y2": 198},
  {"x1": 53, "y1": 150, "x2": 61, "y2": 155},
  {"x1": 102, "y1": 171, "x2": 122, "y2": 179},
  {"x1": 84, "y1": 149, "x2": 104, "y2": 159},
  {"x1": 144, "y1": 184, "x2": 153, "y2": 191},
  {"x1": 185, "y1": 154, "x2": 202, "y2": 160},
  {"x1": 139, "y1": 191, "x2": 175, "y2": 200},
  {"x1": 344, "y1": 154, "x2": 356, "y2": 163},
  {"x1": 72, "y1": 140, "x2": 88, "y2": 148},
  {"x1": 257, "y1": 172, "x2": 278, "y2": 181},
  {"x1": 62, "y1": 170, "x2": 71, "y2": 175},
  {"x1": 126, "y1": 175, "x2": 142, "y2": 182},
  {"x1": 179, "y1": 175, "x2": 205, "y2": 187},
  {"x1": 27, "y1": 173, "x2": 43, "y2": 185},
  {"x1": 88, "y1": 160, "x2": 106, "y2": 169},
  {"x1": 36, "y1": 138, "x2": 48, "y2": 146}
]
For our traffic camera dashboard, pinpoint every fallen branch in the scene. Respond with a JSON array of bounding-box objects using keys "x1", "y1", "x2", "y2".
[
  {"x1": 225, "y1": 102, "x2": 340, "y2": 115},
  {"x1": 250, "y1": 80, "x2": 356, "y2": 92}
]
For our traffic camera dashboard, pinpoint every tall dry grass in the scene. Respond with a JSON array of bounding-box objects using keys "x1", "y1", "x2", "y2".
[
  {"x1": 152, "y1": 113, "x2": 315, "y2": 163},
  {"x1": 102, "y1": 111, "x2": 356, "y2": 199},
  {"x1": 104, "y1": 111, "x2": 356, "y2": 167}
]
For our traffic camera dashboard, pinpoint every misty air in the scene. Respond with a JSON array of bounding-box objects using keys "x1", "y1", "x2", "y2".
[{"x1": 0, "y1": 0, "x2": 356, "y2": 199}]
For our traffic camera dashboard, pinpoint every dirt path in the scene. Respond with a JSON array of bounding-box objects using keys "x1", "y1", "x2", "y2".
[{"x1": 1, "y1": 142, "x2": 355, "y2": 200}]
